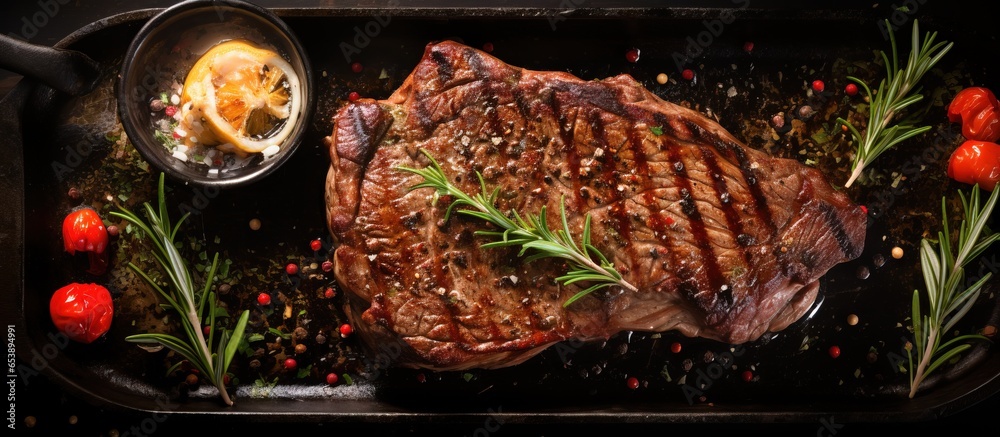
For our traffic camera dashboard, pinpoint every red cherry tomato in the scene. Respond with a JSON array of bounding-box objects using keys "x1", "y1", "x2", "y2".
[
  {"x1": 50, "y1": 283, "x2": 114, "y2": 344},
  {"x1": 947, "y1": 140, "x2": 1000, "y2": 191},
  {"x1": 62, "y1": 208, "x2": 109, "y2": 275},
  {"x1": 948, "y1": 87, "x2": 1000, "y2": 142}
]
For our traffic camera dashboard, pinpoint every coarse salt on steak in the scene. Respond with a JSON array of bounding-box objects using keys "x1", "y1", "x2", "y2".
[{"x1": 324, "y1": 41, "x2": 866, "y2": 370}]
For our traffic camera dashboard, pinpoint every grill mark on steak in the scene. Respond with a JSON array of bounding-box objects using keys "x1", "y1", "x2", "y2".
[
  {"x1": 681, "y1": 119, "x2": 776, "y2": 235},
  {"x1": 589, "y1": 110, "x2": 633, "y2": 262},
  {"x1": 820, "y1": 201, "x2": 862, "y2": 259},
  {"x1": 694, "y1": 144, "x2": 752, "y2": 267},
  {"x1": 660, "y1": 137, "x2": 727, "y2": 307},
  {"x1": 431, "y1": 49, "x2": 454, "y2": 84}
]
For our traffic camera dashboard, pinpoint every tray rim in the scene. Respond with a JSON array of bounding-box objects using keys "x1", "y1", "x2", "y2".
[{"x1": 4, "y1": 3, "x2": 1000, "y2": 423}]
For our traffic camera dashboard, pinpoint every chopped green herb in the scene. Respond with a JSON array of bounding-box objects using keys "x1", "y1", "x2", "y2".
[{"x1": 650, "y1": 126, "x2": 664, "y2": 136}]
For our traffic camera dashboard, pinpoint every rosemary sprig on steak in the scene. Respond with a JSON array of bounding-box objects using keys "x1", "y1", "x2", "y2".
[
  {"x1": 110, "y1": 173, "x2": 249, "y2": 406},
  {"x1": 399, "y1": 149, "x2": 639, "y2": 307},
  {"x1": 837, "y1": 19, "x2": 951, "y2": 188},
  {"x1": 909, "y1": 185, "x2": 999, "y2": 398}
]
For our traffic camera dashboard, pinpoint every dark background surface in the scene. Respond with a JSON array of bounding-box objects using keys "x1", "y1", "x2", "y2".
[{"x1": 3, "y1": 0, "x2": 1000, "y2": 435}]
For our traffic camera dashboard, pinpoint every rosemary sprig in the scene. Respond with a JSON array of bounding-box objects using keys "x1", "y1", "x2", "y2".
[
  {"x1": 110, "y1": 174, "x2": 249, "y2": 406},
  {"x1": 837, "y1": 19, "x2": 952, "y2": 188},
  {"x1": 398, "y1": 149, "x2": 638, "y2": 307},
  {"x1": 908, "y1": 186, "x2": 999, "y2": 398}
]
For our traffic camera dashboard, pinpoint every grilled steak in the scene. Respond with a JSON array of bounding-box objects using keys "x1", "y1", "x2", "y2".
[{"x1": 325, "y1": 41, "x2": 866, "y2": 370}]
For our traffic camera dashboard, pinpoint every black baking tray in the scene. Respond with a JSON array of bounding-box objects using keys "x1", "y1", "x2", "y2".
[{"x1": 4, "y1": 0, "x2": 1000, "y2": 425}]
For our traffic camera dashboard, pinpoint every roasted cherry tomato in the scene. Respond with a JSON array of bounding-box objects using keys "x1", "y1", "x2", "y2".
[
  {"x1": 62, "y1": 207, "x2": 109, "y2": 275},
  {"x1": 947, "y1": 140, "x2": 1000, "y2": 191},
  {"x1": 947, "y1": 87, "x2": 1000, "y2": 142},
  {"x1": 50, "y1": 283, "x2": 114, "y2": 344}
]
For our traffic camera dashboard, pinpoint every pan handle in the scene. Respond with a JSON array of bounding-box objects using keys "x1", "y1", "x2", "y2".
[{"x1": 0, "y1": 34, "x2": 101, "y2": 96}]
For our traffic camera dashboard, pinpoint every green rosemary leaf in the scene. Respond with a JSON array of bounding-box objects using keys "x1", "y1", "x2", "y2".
[
  {"x1": 909, "y1": 185, "x2": 999, "y2": 398},
  {"x1": 840, "y1": 19, "x2": 952, "y2": 187},
  {"x1": 398, "y1": 150, "x2": 638, "y2": 307},
  {"x1": 112, "y1": 173, "x2": 242, "y2": 406},
  {"x1": 127, "y1": 333, "x2": 207, "y2": 374}
]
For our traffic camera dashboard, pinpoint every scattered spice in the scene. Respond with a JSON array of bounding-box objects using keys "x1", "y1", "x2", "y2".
[
  {"x1": 828, "y1": 345, "x2": 841, "y2": 359},
  {"x1": 285, "y1": 263, "x2": 299, "y2": 275},
  {"x1": 283, "y1": 358, "x2": 298, "y2": 371},
  {"x1": 741, "y1": 370, "x2": 753, "y2": 382},
  {"x1": 324, "y1": 287, "x2": 336, "y2": 298},
  {"x1": 983, "y1": 325, "x2": 997, "y2": 337},
  {"x1": 891, "y1": 246, "x2": 904, "y2": 259},
  {"x1": 351, "y1": 62, "x2": 363, "y2": 73},
  {"x1": 625, "y1": 48, "x2": 640, "y2": 63},
  {"x1": 681, "y1": 69, "x2": 695, "y2": 81},
  {"x1": 670, "y1": 342, "x2": 682, "y2": 353},
  {"x1": 310, "y1": 239, "x2": 323, "y2": 251},
  {"x1": 626, "y1": 376, "x2": 640, "y2": 389},
  {"x1": 482, "y1": 42, "x2": 494, "y2": 52},
  {"x1": 326, "y1": 373, "x2": 339, "y2": 385},
  {"x1": 856, "y1": 265, "x2": 870, "y2": 280},
  {"x1": 321, "y1": 260, "x2": 333, "y2": 272},
  {"x1": 257, "y1": 293, "x2": 272, "y2": 306},
  {"x1": 771, "y1": 114, "x2": 785, "y2": 129},
  {"x1": 348, "y1": 91, "x2": 361, "y2": 102},
  {"x1": 845, "y1": 83, "x2": 858, "y2": 96},
  {"x1": 339, "y1": 323, "x2": 353, "y2": 337},
  {"x1": 249, "y1": 218, "x2": 262, "y2": 230},
  {"x1": 811, "y1": 79, "x2": 825, "y2": 92},
  {"x1": 656, "y1": 73, "x2": 668, "y2": 85},
  {"x1": 743, "y1": 41, "x2": 754, "y2": 52},
  {"x1": 847, "y1": 314, "x2": 859, "y2": 326}
]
